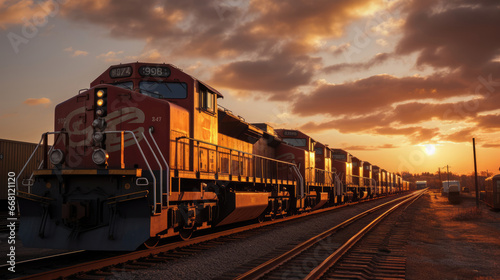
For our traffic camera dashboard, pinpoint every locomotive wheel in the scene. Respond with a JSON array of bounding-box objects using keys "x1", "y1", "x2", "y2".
[
  {"x1": 257, "y1": 213, "x2": 265, "y2": 223},
  {"x1": 143, "y1": 237, "x2": 160, "y2": 249},
  {"x1": 179, "y1": 228, "x2": 194, "y2": 240},
  {"x1": 269, "y1": 213, "x2": 276, "y2": 221}
]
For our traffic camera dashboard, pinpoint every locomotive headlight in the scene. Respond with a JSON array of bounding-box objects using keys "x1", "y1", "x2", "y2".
[
  {"x1": 97, "y1": 99, "x2": 105, "y2": 107},
  {"x1": 92, "y1": 148, "x2": 109, "y2": 165},
  {"x1": 96, "y1": 89, "x2": 105, "y2": 98},
  {"x1": 49, "y1": 149, "x2": 65, "y2": 165}
]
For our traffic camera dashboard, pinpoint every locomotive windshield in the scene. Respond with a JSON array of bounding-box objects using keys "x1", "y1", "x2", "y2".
[
  {"x1": 139, "y1": 81, "x2": 187, "y2": 99},
  {"x1": 113, "y1": 81, "x2": 133, "y2": 90}
]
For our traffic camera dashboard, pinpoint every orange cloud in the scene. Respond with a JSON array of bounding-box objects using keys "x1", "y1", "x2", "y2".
[
  {"x1": 0, "y1": 0, "x2": 58, "y2": 29},
  {"x1": 23, "y1": 97, "x2": 51, "y2": 106},
  {"x1": 64, "y1": 47, "x2": 88, "y2": 57}
]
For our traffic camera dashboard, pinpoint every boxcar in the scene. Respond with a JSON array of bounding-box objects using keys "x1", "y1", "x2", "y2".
[{"x1": 484, "y1": 174, "x2": 500, "y2": 210}]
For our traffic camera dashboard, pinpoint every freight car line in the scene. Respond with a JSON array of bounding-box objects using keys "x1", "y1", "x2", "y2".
[
  {"x1": 10, "y1": 194, "x2": 400, "y2": 280},
  {"x1": 230, "y1": 190, "x2": 425, "y2": 280}
]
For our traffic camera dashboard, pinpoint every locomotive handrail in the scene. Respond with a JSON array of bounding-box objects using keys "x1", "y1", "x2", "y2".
[
  {"x1": 148, "y1": 127, "x2": 170, "y2": 208},
  {"x1": 16, "y1": 131, "x2": 67, "y2": 193},
  {"x1": 103, "y1": 130, "x2": 159, "y2": 215},
  {"x1": 292, "y1": 165, "x2": 305, "y2": 199},
  {"x1": 175, "y1": 136, "x2": 304, "y2": 197},
  {"x1": 174, "y1": 136, "x2": 299, "y2": 168},
  {"x1": 141, "y1": 131, "x2": 163, "y2": 214}
]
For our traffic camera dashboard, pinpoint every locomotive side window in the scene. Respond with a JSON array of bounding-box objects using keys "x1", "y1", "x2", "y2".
[
  {"x1": 283, "y1": 138, "x2": 306, "y2": 147},
  {"x1": 332, "y1": 154, "x2": 347, "y2": 161},
  {"x1": 139, "y1": 82, "x2": 187, "y2": 99},
  {"x1": 199, "y1": 87, "x2": 215, "y2": 113}
]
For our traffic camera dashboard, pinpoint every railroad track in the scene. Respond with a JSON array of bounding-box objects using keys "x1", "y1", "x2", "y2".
[
  {"x1": 224, "y1": 190, "x2": 426, "y2": 280},
  {"x1": 3, "y1": 193, "x2": 409, "y2": 280}
]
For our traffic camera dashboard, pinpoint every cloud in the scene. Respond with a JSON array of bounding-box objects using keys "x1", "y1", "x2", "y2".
[
  {"x1": 322, "y1": 52, "x2": 392, "y2": 73},
  {"x1": 292, "y1": 73, "x2": 467, "y2": 117},
  {"x1": 64, "y1": 47, "x2": 88, "y2": 57},
  {"x1": 482, "y1": 143, "x2": 500, "y2": 148},
  {"x1": 0, "y1": 0, "x2": 60, "y2": 29},
  {"x1": 342, "y1": 143, "x2": 399, "y2": 150},
  {"x1": 14, "y1": 0, "x2": 497, "y2": 147},
  {"x1": 396, "y1": 0, "x2": 500, "y2": 71},
  {"x1": 126, "y1": 49, "x2": 164, "y2": 62},
  {"x1": 209, "y1": 47, "x2": 320, "y2": 99},
  {"x1": 329, "y1": 43, "x2": 351, "y2": 56},
  {"x1": 475, "y1": 114, "x2": 500, "y2": 130},
  {"x1": 23, "y1": 97, "x2": 51, "y2": 106},
  {"x1": 441, "y1": 127, "x2": 476, "y2": 143},
  {"x1": 96, "y1": 50, "x2": 124, "y2": 63}
]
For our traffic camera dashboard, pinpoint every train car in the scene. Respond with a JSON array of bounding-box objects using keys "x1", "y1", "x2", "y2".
[
  {"x1": 372, "y1": 165, "x2": 381, "y2": 195},
  {"x1": 483, "y1": 174, "x2": 500, "y2": 210},
  {"x1": 314, "y1": 142, "x2": 343, "y2": 204},
  {"x1": 396, "y1": 175, "x2": 401, "y2": 192},
  {"x1": 388, "y1": 172, "x2": 394, "y2": 194},
  {"x1": 331, "y1": 149, "x2": 354, "y2": 202},
  {"x1": 381, "y1": 169, "x2": 388, "y2": 194},
  {"x1": 363, "y1": 162, "x2": 374, "y2": 198},
  {"x1": 351, "y1": 157, "x2": 366, "y2": 200},
  {"x1": 274, "y1": 129, "x2": 329, "y2": 210},
  {"x1": 16, "y1": 62, "x2": 305, "y2": 251}
]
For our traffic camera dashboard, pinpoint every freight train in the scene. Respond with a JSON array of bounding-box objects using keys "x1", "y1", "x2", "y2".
[{"x1": 16, "y1": 62, "x2": 409, "y2": 251}]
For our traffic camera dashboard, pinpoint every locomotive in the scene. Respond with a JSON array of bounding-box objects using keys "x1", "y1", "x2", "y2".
[{"x1": 17, "y1": 62, "x2": 409, "y2": 251}]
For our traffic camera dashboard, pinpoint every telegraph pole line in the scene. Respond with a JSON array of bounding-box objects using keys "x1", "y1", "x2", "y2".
[
  {"x1": 447, "y1": 165, "x2": 450, "y2": 183},
  {"x1": 473, "y1": 138, "x2": 479, "y2": 208}
]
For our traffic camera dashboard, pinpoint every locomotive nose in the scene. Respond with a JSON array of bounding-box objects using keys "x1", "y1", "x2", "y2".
[{"x1": 62, "y1": 201, "x2": 88, "y2": 226}]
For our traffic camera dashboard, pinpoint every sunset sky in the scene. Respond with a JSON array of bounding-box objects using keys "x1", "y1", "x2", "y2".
[{"x1": 1, "y1": 0, "x2": 499, "y2": 175}]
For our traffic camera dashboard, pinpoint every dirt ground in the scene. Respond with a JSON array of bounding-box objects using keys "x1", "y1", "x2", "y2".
[{"x1": 406, "y1": 190, "x2": 500, "y2": 280}]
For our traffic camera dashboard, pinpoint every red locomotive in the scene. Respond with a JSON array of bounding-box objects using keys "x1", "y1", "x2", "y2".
[{"x1": 17, "y1": 62, "x2": 409, "y2": 251}]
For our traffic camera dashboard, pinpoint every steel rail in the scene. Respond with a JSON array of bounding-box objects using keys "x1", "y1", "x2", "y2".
[
  {"x1": 233, "y1": 191, "x2": 421, "y2": 280},
  {"x1": 304, "y1": 189, "x2": 427, "y2": 280},
  {"x1": 13, "y1": 193, "x2": 401, "y2": 280}
]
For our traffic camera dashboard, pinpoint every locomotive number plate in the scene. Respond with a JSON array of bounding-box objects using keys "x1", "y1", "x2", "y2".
[
  {"x1": 139, "y1": 66, "x2": 171, "y2": 77},
  {"x1": 109, "y1": 66, "x2": 132, "y2": 78}
]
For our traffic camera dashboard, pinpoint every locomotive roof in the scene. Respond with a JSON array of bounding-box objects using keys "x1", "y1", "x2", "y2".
[{"x1": 91, "y1": 62, "x2": 223, "y2": 98}]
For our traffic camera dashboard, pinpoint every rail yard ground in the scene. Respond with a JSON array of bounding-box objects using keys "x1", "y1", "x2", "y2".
[
  {"x1": 407, "y1": 191, "x2": 500, "y2": 280},
  {"x1": 1, "y1": 190, "x2": 499, "y2": 279}
]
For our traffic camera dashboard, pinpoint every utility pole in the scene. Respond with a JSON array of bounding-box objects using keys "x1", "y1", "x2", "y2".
[
  {"x1": 473, "y1": 138, "x2": 479, "y2": 208},
  {"x1": 447, "y1": 165, "x2": 450, "y2": 183}
]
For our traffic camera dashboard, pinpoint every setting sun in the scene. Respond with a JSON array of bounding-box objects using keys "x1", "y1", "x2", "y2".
[{"x1": 424, "y1": 144, "x2": 436, "y2": 155}]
